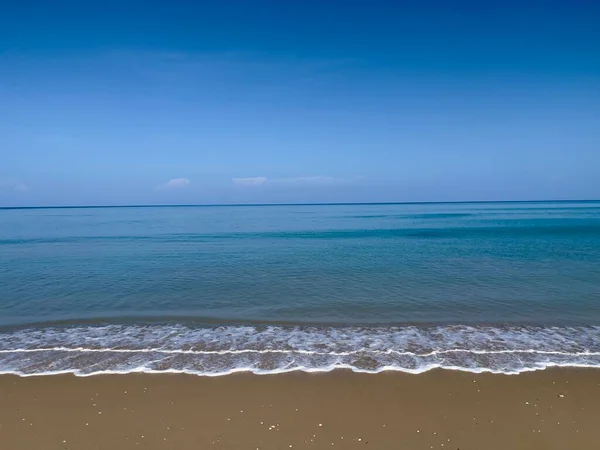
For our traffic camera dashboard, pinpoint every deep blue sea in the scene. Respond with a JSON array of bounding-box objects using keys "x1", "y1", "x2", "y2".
[{"x1": 1, "y1": 201, "x2": 600, "y2": 375}]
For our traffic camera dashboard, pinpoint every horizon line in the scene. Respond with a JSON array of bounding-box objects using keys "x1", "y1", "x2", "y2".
[{"x1": 1, "y1": 199, "x2": 599, "y2": 211}]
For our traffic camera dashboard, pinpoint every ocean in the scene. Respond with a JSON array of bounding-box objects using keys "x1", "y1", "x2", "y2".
[{"x1": 1, "y1": 201, "x2": 600, "y2": 376}]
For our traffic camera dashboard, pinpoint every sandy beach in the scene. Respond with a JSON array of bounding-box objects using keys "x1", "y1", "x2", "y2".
[{"x1": 1, "y1": 368, "x2": 599, "y2": 449}]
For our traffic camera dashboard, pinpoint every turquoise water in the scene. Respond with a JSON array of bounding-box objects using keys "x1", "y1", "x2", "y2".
[{"x1": 1, "y1": 201, "x2": 600, "y2": 375}]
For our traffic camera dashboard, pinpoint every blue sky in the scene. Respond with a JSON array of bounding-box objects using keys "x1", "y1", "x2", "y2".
[{"x1": 2, "y1": 1, "x2": 599, "y2": 206}]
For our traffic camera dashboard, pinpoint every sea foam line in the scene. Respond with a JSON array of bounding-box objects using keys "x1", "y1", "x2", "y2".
[
  {"x1": 2, "y1": 362, "x2": 600, "y2": 378},
  {"x1": 0, "y1": 347, "x2": 598, "y2": 357}
]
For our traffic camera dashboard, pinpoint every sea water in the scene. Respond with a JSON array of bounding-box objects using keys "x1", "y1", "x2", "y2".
[{"x1": 1, "y1": 201, "x2": 599, "y2": 375}]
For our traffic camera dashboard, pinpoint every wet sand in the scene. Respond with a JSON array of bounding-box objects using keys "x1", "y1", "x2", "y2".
[{"x1": 1, "y1": 369, "x2": 599, "y2": 449}]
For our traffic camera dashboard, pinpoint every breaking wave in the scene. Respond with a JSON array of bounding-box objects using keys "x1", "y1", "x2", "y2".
[{"x1": 2, "y1": 324, "x2": 600, "y2": 376}]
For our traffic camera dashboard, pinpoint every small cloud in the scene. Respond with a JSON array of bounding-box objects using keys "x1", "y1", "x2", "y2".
[
  {"x1": 232, "y1": 175, "x2": 353, "y2": 188},
  {"x1": 156, "y1": 178, "x2": 191, "y2": 190},
  {"x1": 232, "y1": 177, "x2": 267, "y2": 186},
  {"x1": 0, "y1": 179, "x2": 28, "y2": 192}
]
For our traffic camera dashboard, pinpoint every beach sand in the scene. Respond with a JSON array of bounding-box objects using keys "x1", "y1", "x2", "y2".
[{"x1": 1, "y1": 369, "x2": 599, "y2": 449}]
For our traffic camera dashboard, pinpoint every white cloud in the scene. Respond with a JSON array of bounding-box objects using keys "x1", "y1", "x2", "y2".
[
  {"x1": 233, "y1": 176, "x2": 345, "y2": 187},
  {"x1": 156, "y1": 178, "x2": 191, "y2": 190},
  {"x1": 0, "y1": 179, "x2": 28, "y2": 192},
  {"x1": 232, "y1": 177, "x2": 268, "y2": 186}
]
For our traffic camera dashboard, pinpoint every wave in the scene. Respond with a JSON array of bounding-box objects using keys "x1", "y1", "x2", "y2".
[{"x1": 1, "y1": 324, "x2": 600, "y2": 376}]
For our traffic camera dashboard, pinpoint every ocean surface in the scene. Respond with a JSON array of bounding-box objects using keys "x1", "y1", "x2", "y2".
[{"x1": 1, "y1": 201, "x2": 600, "y2": 376}]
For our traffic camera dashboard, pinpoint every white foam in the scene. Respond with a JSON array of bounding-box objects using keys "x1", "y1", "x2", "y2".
[
  {"x1": 2, "y1": 362, "x2": 600, "y2": 378},
  {"x1": 2, "y1": 347, "x2": 600, "y2": 357},
  {"x1": 1, "y1": 324, "x2": 599, "y2": 376}
]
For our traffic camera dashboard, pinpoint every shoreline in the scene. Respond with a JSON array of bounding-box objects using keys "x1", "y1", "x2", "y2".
[
  {"x1": 2, "y1": 363, "x2": 600, "y2": 378},
  {"x1": 3, "y1": 323, "x2": 600, "y2": 376},
  {"x1": 2, "y1": 368, "x2": 600, "y2": 449}
]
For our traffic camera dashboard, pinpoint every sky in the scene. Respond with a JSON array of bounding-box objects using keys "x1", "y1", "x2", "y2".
[{"x1": 1, "y1": 0, "x2": 599, "y2": 206}]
